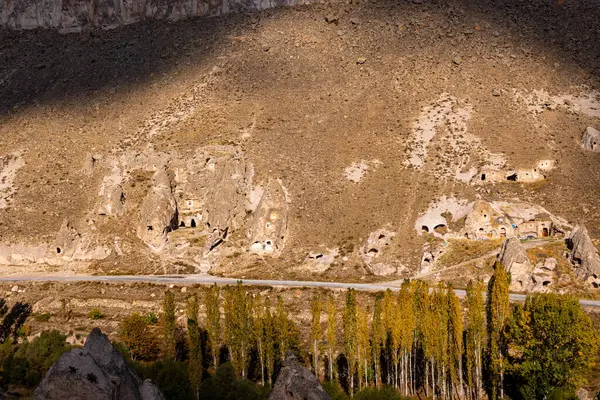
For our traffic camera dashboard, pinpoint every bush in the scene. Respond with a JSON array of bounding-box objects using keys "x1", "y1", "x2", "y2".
[
  {"x1": 33, "y1": 312, "x2": 51, "y2": 322},
  {"x1": 118, "y1": 313, "x2": 160, "y2": 361},
  {"x1": 144, "y1": 312, "x2": 158, "y2": 325},
  {"x1": 88, "y1": 309, "x2": 104, "y2": 320}
]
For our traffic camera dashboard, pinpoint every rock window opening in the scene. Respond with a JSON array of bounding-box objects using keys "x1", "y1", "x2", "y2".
[
  {"x1": 543, "y1": 280, "x2": 551, "y2": 286},
  {"x1": 434, "y1": 224, "x2": 447, "y2": 234},
  {"x1": 506, "y1": 173, "x2": 517, "y2": 181},
  {"x1": 423, "y1": 258, "x2": 431, "y2": 263},
  {"x1": 266, "y1": 240, "x2": 272, "y2": 246},
  {"x1": 500, "y1": 228, "x2": 506, "y2": 237},
  {"x1": 191, "y1": 219, "x2": 197, "y2": 228},
  {"x1": 421, "y1": 225, "x2": 429, "y2": 233},
  {"x1": 481, "y1": 174, "x2": 486, "y2": 181},
  {"x1": 147, "y1": 226, "x2": 153, "y2": 231},
  {"x1": 180, "y1": 221, "x2": 185, "y2": 228},
  {"x1": 368, "y1": 248, "x2": 379, "y2": 254},
  {"x1": 378, "y1": 234, "x2": 386, "y2": 239},
  {"x1": 56, "y1": 247, "x2": 62, "y2": 254},
  {"x1": 542, "y1": 228, "x2": 549, "y2": 237},
  {"x1": 315, "y1": 254, "x2": 323, "y2": 259}
]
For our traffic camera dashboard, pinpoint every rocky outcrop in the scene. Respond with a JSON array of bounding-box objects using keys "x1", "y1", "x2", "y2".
[
  {"x1": 361, "y1": 228, "x2": 397, "y2": 276},
  {"x1": 268, "y1": 354, "x2": 330, "y2": 400},
  {"x1": 1, "y1": 0, "x2": 311, "y2": 30},
  {"x1": 582, "y1": 127, "x2": 600, "y2": 152},
  {"x1": 247, "y1": 179, "x2": 288, "y2": 256},
  {"x1": 567, "y1": 225, "x2": 600, "y2": 284},
  {"x1": 137, "y1": 169, "x2": 178, "y2": 251},
  {"x1": 98, "y1": 167, "x2": 125, "y2": 217},
  {"x1": 34, "y1": 328, "x2": 164, "y2": 400},
  {"x1": 498, "y1": 238, "x2": 535, "y2": 292}
]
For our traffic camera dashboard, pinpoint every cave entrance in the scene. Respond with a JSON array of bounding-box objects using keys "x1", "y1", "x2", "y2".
[
  {"x1": 506, "y1": 173, "x2": 517, "y2": 181},
  {"x1": 481, "y1": 173, "x2": 486, "y2": 181},
  {"x1": 191, "y1": 219, "x2": 197, "y2": 228},
  {"x1": 500, "y1": 228, "x2": 506, "y2": 237},
  {"x1": 542, "y1": 228, "x2": 549, "y2": 237},
  {"x1": 180, "y1": 221, "x2": 185, "y2": 228}
]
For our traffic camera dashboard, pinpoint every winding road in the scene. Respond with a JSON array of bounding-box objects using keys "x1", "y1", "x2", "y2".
[{"x1": 0, "y1": 273, "x2": 599, "y2": 308}]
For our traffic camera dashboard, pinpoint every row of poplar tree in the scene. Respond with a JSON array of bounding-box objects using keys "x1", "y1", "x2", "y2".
[{"x1": 148, "y1": 261, "x2": 597, "y2": 400}]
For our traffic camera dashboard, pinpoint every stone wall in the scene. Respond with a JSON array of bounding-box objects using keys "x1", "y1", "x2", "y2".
[{"x1": 1, "y1": 0, "x2": 310, "y2": 31}]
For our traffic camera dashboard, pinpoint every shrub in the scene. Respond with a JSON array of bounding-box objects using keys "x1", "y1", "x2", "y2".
[
  {"x1": 33, "y1": 312, "x2": 51, "y2": 322},
  {"x1": 88, "y1": 309, "x2": 104, "y2": 320},
  {"x1": 118, "y1": 313, "x2": 160, "y2": 361}
]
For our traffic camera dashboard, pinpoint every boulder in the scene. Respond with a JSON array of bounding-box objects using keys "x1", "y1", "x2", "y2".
[
  {"x1": 498, "y1": 238, "x2": 535, "y2": 291},
  {"x1": 137, "y1": 169, "x2": 178, "y2": 252},
  {"x1": 582, "y1": 127, "x2": 600, "y2": 152},
  {"x1": 34, "y1": 328, "x2": 164, "y2": 400},
  {"x1": 567, "y1": 224, "x2": 600, "y2": 283},
  {"x1": 269, "y1": 354, "x2": 330, "y2": 400},
  {"x1": 98, "y1": 167, "x2": 125, "y2": 216}
]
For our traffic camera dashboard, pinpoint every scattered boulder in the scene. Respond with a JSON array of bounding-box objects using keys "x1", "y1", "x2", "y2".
[
  {"x1": 247, "y1": 179, "x2": 288, "y2": 256},
  {"x1": 34, "y1": 328, "x2": 164, "y2": 400},
  {"x1": 567, "y1": 224, "x2": 600, "y2": 283},
  {"x1": 582, "y1": 127, "x2": 600, "y2": 152},
  {"x1": 498, "y1": 238, "x2": 536, "y2": 292},
  {"x1": 268, "y1": 353, "x2": 330, "y2": 400},
  {"x1": 137, "y1": 169, "x2": 178, "y2": 252},
  {"x1": 361, "y1": 228, "x2": 397, "y2": 276}
]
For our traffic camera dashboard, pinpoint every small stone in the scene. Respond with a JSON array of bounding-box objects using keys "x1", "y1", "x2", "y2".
[
  {"x1": 262, "y1": 45, "x2": 271, "y2": 52},
  {"x1": 342, "y1": 256, "x2": 349, "y2": 262},
  {"x1": 168, "y1": 284, "x2": 174, "y2": 288},
  {"x1": 554, "y1": 62, "x2": 560, "y2": 68},
  {"x1": 350, "y1": 18, "x2": 361, "y2": 25},
  {"x1": 181, "y1": 287, "x2": 187, "y2": 293},
  {"x1": 356, "y1": 57, "x2": 367, "y2": 64},
  {"x1": 452, "y1": 55, "x2": 462, "y2": 65},
  {"x1": 150, "y1": 293, "x2": 156, "y2": 297},
  {"x1": 336, "y1": 29, "x2": 344, "y2": 36},
  {"x1": 11, "y1": 285, "x2": 18, "y2": 292},
  {"x1": 100, "y1": 288, "x2": 106, "y2": 294},
  {"x1": 325, "y1": 15, "x2": 339, "y2": 24},
  {"x1": 492, "y1": 88, "x2": 501, "y2": 96}
]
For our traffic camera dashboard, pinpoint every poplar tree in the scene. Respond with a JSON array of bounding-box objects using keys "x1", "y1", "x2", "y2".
[
  {"x1": 325, "y1": 296, "x2": 337, "y2": 381},
  {"x1": 224, "y1": 282, "x2": 253, "y2": 378},
  {"x1": 275, "y1": 296, "x2": 291, "y2": 361},
  {"x1": 343, "y1": 289, "x2": 358, "y2": 396},
  {"x1": 432, "y1": 284, "x2": 450, "y2": 400},
  {"x1": 310, "y1": 295, "x2": 323, "y2": 379},
  {"x1": 186, "y1": 294, "x2": 202, "y2": 400},
  {"x1": 465, "y1": 279, "x2": 484, "y2": 400},
  {"x1": 264, "y1": 296, "x2": 276, "y2": 386},
  {"x1": 356, "y1": 305, "x2": 371, "y2": 389},
  {"x1": 162, "y1": 289, "x2": 177, "y2": 360},
  {"x1": 252, "y1": 293, "x2": 266, "y2": 386},
  {"x1": 398, "y1": 281, "x2": 416, "y2": 396},
  {"x1": 205, "y1": 284, "x2": 221, "y2": 369},
  {"x1": 486, "y1": 261, "x2": 510, "y2": 400},
  {"x1": 447, "y1": 286, "x2": 464, "y2": 399},
  {"x1": 371, "y1": 295, "x2": 385, "y2": 388},
  {"x1": 382, "y1": 289, "x2": 395, "y2": 385}
]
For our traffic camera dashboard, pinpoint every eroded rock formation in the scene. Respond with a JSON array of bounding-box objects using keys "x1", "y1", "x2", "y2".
[
  {"x1": 34, "y1": 328, "x2": 164, "y2": 400},
  {"x1": 582, "y1": 127, "x2": 600, "y2": 152},
  {"x1": 498, "y1": 238, "x2": 535, "y2": 292},
  {"x1": 137, "y1": 169, "x2": 178, "y2": 251},
  {"x1": 567, "y1": 225, "x2": 600, "y2": 285},
  {"x1": 247, "y1": 179, "x2": 288, "y2": 256},
  {"x1": 1, "y1": 0, "x2": 311, "y2": 30},
  {"x1": 268, "y1": 354, "x2": 330, "y2": 400}
]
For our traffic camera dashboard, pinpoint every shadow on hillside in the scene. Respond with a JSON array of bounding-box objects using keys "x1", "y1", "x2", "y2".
[{"x1": 0, "y1": 0, "x2": 598, "y2": 116}]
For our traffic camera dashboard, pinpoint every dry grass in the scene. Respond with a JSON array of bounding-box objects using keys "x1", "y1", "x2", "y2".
[{"x1": 436, "y1": 238, "x2": 503, "y2": 268}]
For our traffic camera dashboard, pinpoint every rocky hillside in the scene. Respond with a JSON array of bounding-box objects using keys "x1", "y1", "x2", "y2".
[{"x1": 1, "y1": 0, "x2": 600, "y2": 290}]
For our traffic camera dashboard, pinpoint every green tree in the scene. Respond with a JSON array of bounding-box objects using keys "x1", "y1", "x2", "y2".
[
  {"x1": 252, "y1": 293, "x2": 266, "y2": 386},
  {"x1": 274, "y1": 296, "x2": 291, "y2": 361},
  {"x1": 356, "y1": 304, "x2": 371, "y2": 390},
  {"x1": 224, "y1": 282, "x2": 253, "y2": 378},
  {"x1": 343, "y1": 289, "x2": 358, "y2": 396},
  {"x1": 162, "y1": 290, "x2": 177, "y2": 360},
  {"x1": 119, "y1": 312, "x2": 160, "y2": 361},
  {"x1": 263, "y1": 296, "x2": 276, "y2": 386},
  {"x1": 186, "y1": 294, "x2": 202, "y2": 399},
  {"x1": 447, "y1": 285, "x2": 464, "y2": 399},
  {"x1": 371, "y1": 295, "x2": 385, "y2": 388},
  {"x1": 205, "y1": 283, "x2": 222, "y2": 369},
  {"x1": 398, "y1": 282, "x2": 416, "y2": 396},
  {"x1": 310, "y1": 295, "x2": 323, "y2": 379},
  {"x1": 465, "y1": 279, "x2": 484, "y2": 400},
  {"x1": 505, "y1": 293, "x2": 598, "y2": 399},
  {"x1": 325, "y1": 296, "x2": 338, "y2": 382},
  {"x1": 486, "y1": 261, "x2": 510, "y2": 400}
]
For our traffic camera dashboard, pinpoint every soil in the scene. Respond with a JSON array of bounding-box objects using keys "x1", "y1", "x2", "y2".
[{"x1": 1, "y1": 0, "x2": 600, "y2": 281}]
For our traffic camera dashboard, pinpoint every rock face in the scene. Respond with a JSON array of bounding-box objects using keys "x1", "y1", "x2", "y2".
[
  {"x1": 247, "y1": 179, "x2": 288, "y2": 256},
  {"x1": 137, "y1": 169, "x2": 178, "y2": 252},
  {"x1": 567, "y1": 225, "x2": 600, "y2": 284},
  {"x1": 498, "y1": 238, "x2": 535, "y2": 292},
  {"x1": 582, "y1": 126, "x2": 600, "y2": 152},
  {"x1": 1, "y1": 0, "x2": 311, "y2": 30},
  {"x1": 268, "y1": 354, "x2": 330, "y2": 400},
  {"x1": 34, "y1": 328, "x2": 165, "y2": 400}
]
